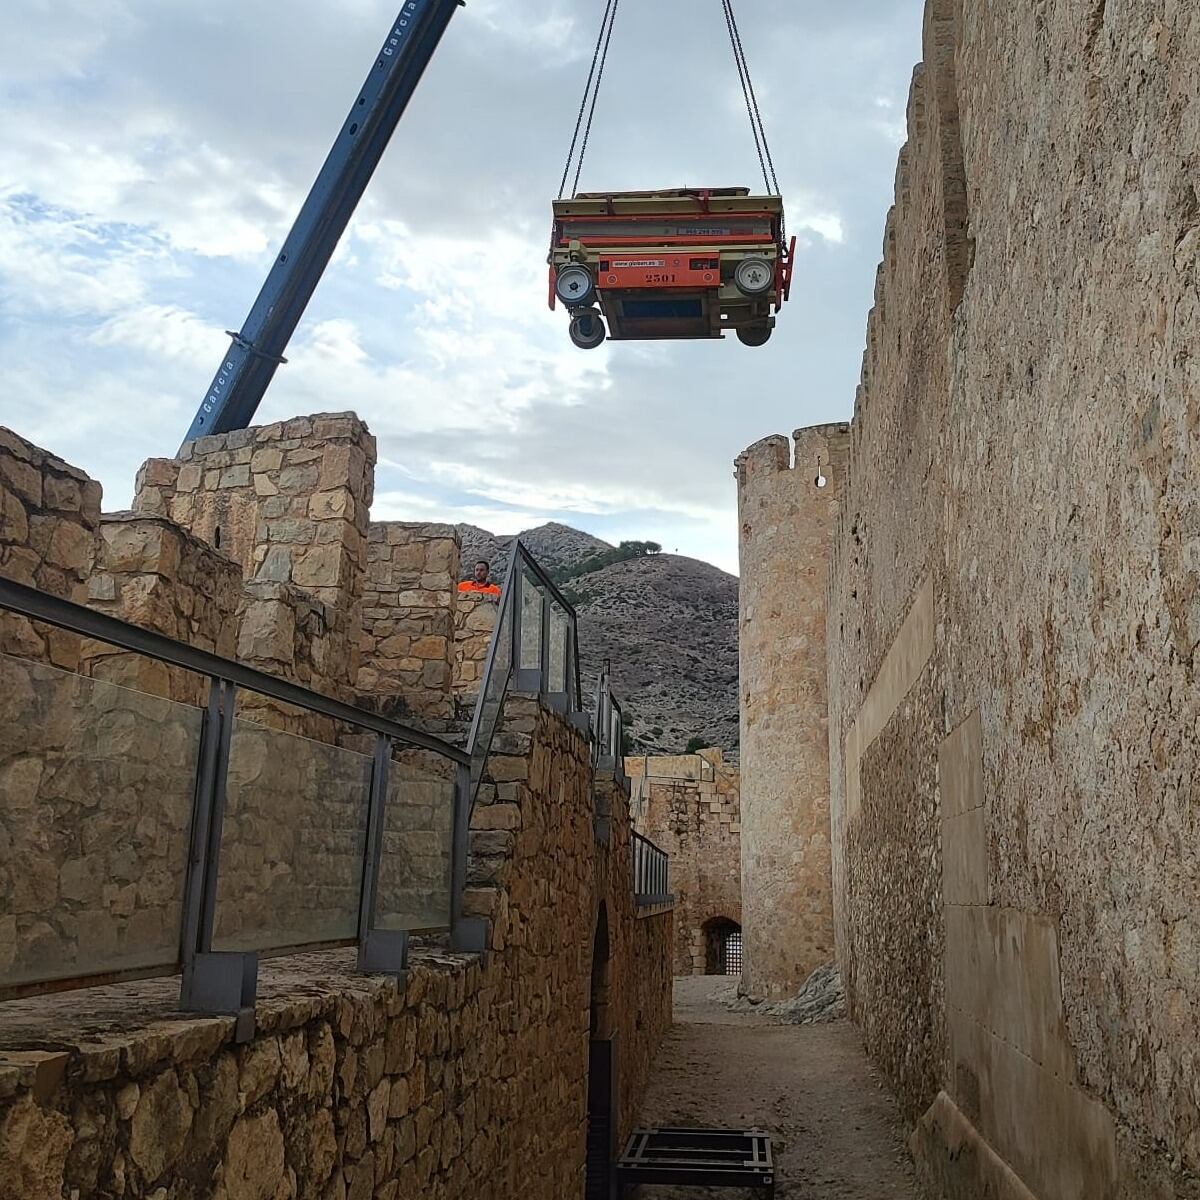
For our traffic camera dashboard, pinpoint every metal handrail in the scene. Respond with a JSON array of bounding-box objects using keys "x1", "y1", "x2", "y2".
[
  {"x1": 0, "y1": 577, "x2": 467, "y2": 765},
  {"x1": 632, "y1": 830, "x2": 671, "y2": 905},
  {"x1": 0, "y1": 575, "x2": 474, "y2": 1021},
  {"x1": 511, "y1": 540, "x2": 584, "y2": 713},
  {"x1": 465, "y1": 538, "x2": 586, "y2": 804},
  {"x1": 0, "y1": 532, "x2": 662, "y2": 1014}
]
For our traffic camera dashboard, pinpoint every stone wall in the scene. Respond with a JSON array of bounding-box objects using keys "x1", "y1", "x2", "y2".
[
  {"x1": 0, "y1": 697, "x2": 673, "y2": 1200},
  {"x1": 0, "y1": 427, "x2": 102, "y2": 672},
  {"x1": 820, "y1": 1, "x2": 1200, "y2": 1196},
  {"x1": 735, "y1": 425, "x2": 849, "y2": 1001},
  {"x1": 627, "y1": 750, "x2": 740, "y2": 976},
  {"x1": 359, "y1": 523, "x2": 460, "y2": 722},
  {"x1": 452, "y1": 591, "x2": 498, "y2": 700},
  {"x1": 133, "y1": 414, "x2": 375, "y2": 624},
  {"x1": 594, "y1": 772, "x2": 676, "y2": 1145},
  {"x1": 83, "y1": 513, "x2": 242, "y2": 706}
]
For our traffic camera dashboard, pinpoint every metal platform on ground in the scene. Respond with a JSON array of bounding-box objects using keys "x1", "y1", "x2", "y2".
[{"x1": 616, "y1": 1127, "x2": 775, "y2": 1196}]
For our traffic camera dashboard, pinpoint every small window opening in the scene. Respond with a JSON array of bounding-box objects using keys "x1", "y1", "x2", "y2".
[{"x1": 815, "y1": 454, "x2": 828, "y2": 489}]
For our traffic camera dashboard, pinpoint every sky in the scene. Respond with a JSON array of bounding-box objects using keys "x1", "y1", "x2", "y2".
[{"x1": 0, "y1": 0, "x2": 923, "y2": 576}]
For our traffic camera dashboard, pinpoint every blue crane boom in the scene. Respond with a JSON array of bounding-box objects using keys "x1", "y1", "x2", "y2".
[{"x1": 181, "y1": 0, "x2": 464, "y2": 448}]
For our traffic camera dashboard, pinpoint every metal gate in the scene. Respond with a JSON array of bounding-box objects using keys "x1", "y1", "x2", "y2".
[{"x1": 722, "y1": 929, "x2": 743, "y2": 976}]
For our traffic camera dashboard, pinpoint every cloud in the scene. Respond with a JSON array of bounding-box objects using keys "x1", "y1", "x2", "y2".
[{"x1": 0, "y1": 0, "x2": 925, "y2": 570}]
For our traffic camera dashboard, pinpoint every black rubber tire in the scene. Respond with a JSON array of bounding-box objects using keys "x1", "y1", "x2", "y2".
[
  {"x1": 737, "y1": 325, "x2": 773, "y2": 347},
  {"x1": 570, "y1": 310, "x2": 606, "y2": 350}
]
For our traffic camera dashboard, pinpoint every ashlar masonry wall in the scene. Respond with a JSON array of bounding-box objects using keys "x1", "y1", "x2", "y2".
[
  {"x1": 0, "y1": 428, "x2": 102, "y2": 672},
  {"x1": 820, "y1": 1, "x2": 1200, "y2": 1197},
  {"x1": 359, "y1": 523, "x2": 461, "y2": 723},
  {"x1": 0, "y1": 418, "x2": 674, "y2": 1199},
  {"x1": 627, "y1": 750, "x2": 741, "y2": 977},
  {"x1": 0, "y1": 696, "x2": 672, "y2": 1200},
  {"x1": 134, "y1": 414, "x2": 375, "y2": 616},
  {"x1": 735, "y1": 425, "x2": 849, "y2": 1001}
]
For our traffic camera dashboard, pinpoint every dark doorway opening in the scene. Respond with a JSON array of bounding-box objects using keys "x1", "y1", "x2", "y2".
[
  {"x1": 586, "y1": 904, "x2": 619, "y2": 1199},
  {"x1": 703, "y1": 917, "x2": 743, "y2": 976}
]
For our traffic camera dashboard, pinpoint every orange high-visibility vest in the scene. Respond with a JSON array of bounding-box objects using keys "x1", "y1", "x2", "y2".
[{"x1": 458, "y1": 581, "x2": 501, "y2": 596}]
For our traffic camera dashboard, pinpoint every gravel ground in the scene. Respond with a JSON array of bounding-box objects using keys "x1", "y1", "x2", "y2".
[{"x1": 634, "y1": 976, "x2": 925, "y2": 1199}]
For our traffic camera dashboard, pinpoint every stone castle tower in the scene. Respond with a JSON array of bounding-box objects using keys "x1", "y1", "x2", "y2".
[{"x1": 735, "y1": 423, "x2": 850, "y2": 1000}]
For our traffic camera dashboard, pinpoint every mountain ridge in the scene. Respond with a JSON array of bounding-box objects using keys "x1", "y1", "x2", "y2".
[{"x1": 458, "y1": 522, "x2": 739, "y2": 756}]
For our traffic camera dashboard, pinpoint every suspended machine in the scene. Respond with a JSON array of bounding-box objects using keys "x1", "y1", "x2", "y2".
[
  {"x1": 549, "y1": 0, "x2": 793, "y2": 349},
  {"x1": 181, "y1": 0, "x2": 790, "y2": 445}
]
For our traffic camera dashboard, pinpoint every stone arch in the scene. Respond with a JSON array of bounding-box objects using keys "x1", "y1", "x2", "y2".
[{"x1": 701, "y1": 916, "x2": 743, "y2": 977}]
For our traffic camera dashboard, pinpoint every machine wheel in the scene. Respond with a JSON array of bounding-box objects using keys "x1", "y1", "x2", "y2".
[
  {"x1": 737, "y1": 324, "x2": 773, "y2": 347},
  {"x1": 734, "y1": 256, "x2": 773, "y2": 297},
  {"x1": 569, "y1": 309, "x2": 606, "y2": 350},
  {"x1": 556, "y1": 264, "x2": 596, "y2": 307}
]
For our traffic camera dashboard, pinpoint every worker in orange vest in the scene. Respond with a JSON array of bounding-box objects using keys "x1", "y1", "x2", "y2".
[{"x1": 458, "y1": 559, "x2": 502, "y2": 598}]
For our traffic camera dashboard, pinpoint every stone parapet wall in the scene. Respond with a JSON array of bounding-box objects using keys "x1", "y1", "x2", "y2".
[
  {"x1": 820, "y1": 0, "x2": 1200, "y2": 1195},
  {"x1": 451, "y1": 591, "x2": 497, "y2": 699},
  {"x1": 0, "y1": 652, "x2": 202, "y2": 993},
  {"x1": 0, "y1": 698, "x2": 673, "y2": 1200},
  {"x1": 82, "y1": 513, "x2": 243, "y2": 706},
  {"x1": 359, "y1": 523, "x2": 460, "y2": 721},
  {"x1": 133, "y1": 414, "x2": 376, "y2": 623},
  {"x1": 594, "y1": 773, "x2": 675, "y2": 1144},
  {"x1": 0, "y1": 427, "x2": 102, "y2": 671},
  {"x1": 735, "y1": 425, "x2": 848, "y2": 1000},
  {"x1": 235, "y1": 580, "x2": 358, "y2": 739},
  {"x1": 627, "y1": 751, "x2": 740, "y2": 976}
]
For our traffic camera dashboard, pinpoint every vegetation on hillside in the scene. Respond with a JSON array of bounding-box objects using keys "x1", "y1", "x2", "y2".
[
  {"x1": 552, "y1": 540, "x2": 661, "y2": 584},
  {"x1": 557, "y1": 540, "x2": 661, "y2": 606}
]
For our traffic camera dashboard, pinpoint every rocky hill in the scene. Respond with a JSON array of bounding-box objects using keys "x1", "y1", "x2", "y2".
[
  {"x1": 458, "y1": 522, "x2": 610, "y2": 577},
  {"x1": 458, "y1": 523, "x2": 739, "y2": 757}
]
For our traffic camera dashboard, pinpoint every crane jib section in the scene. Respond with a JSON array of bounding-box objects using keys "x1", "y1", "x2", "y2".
[{"x1": 181, "y1": 0, "x2": 464, "y2": 448}]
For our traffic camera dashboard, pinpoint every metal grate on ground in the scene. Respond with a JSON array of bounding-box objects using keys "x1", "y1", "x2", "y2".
[{"x1": 616, "y1": 1126, "x2": 775, "y2": 1196}]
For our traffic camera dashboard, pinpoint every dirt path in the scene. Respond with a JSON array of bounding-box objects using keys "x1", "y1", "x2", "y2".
[{"x1": 635, "y1": 976, "x2": 924, "y2": 1199}]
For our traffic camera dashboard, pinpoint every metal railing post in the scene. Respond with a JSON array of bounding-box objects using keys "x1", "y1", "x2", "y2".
[
  {"x1": 357, "y1": 734, "x2": 408, "y2": 974},
  {"x1": 179, "y1": 680, "x2": 257, "y2": 1038},
  {"x1": 538, "y1": 590, "x2": 552, "y2": 696}
]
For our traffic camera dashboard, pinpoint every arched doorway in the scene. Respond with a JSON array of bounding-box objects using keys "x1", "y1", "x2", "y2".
[
  {"x1": 702, "y1": 917, "x2": 743, "y2": 976},
  {"x1": 586, "y1": 904, "x2": 618, "y2": 1199}
]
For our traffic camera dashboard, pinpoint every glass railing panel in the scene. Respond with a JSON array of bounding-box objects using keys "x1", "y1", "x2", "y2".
[
  {"x1": 519, "y1": 569, "x2": 543, "y2": 672},
  {"x1": 0, "y1": 653, "x2": 201, "y2": 988},
  {"x1": 213, "y1": 719, "x2": 373, "y2": 953},
  {"x1": 547, "y1": 601, "x2": 568, "y2": 694},
  {"x1": 470, "y1": 590, "x2": 513, "y2": 794},
  {"x1": 376, "y1": 759, "x2": 455, "y2": 933}
]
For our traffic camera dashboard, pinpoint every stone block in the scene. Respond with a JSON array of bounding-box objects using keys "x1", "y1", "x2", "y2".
[
  {"x1": 100, "y1": 518, "x2": 181, "y2": 578},
  {"x1": 293, "y1": 545, "x2": 343, "y2": 590},
  {"x1": 218, "y1": 465, "x2": 251, "y2": 489},
  {"x1": 309, "y1": 491, "x2": 352, "y2": 521},
  {"x1": 238, "y1": 600, "x2": 297, "y2": 664},
  {"x1": 278, "y1": 464, "x2": 320, "y2": 494},
  {"x1": 0, "y1": 454, "x2": 43, "y2": 506},
  {"x1": 942, "y1": 807, "x2": 988, "y2": 906}
]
